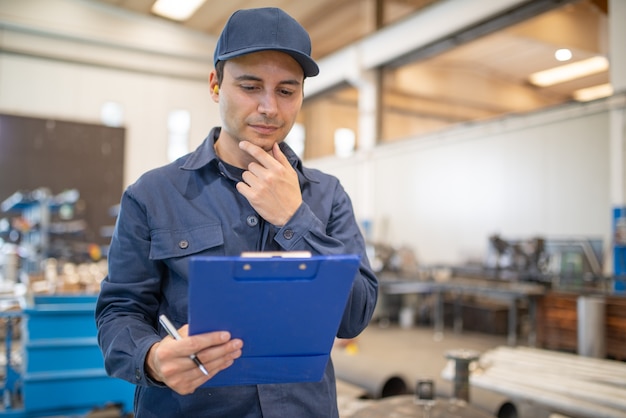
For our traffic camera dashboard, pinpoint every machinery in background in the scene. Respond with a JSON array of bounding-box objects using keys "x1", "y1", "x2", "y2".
[
  {"x1": 0, "y1": 295, "x2": 134, "y2": 417},
  {"x1": 368, "y1": 232, "x2": 606, "y2": 290},
  {"x1": 480, "y1": 234, "x2": 606, "y2": 289},
  {"x1": 485, "y1": 235, "x2": 549, "y2": 282},
  {"x1": 0, "y1": 189, "x2": 133, "y2": 416},
  {"x1": 0, "y1": 188, "x2": 107, "y2": 281}
]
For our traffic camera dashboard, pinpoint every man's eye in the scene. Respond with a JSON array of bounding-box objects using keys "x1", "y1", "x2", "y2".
[{"x1": 279, "y1": 89, "x2": 294, "y2": 96}]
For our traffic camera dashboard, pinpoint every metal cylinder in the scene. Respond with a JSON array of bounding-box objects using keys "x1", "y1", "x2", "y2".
[
  {"x1": 333, "y1": 352, "x2": 409, "y2": 399},
  {"x1": 577, "y1": 295, "x2": 606, "y2": 358},
  {"x1": 399, "y1": 306, "x2": 415, "y2": 329},
  {"x1": 445, "y1": 349, "x2": 480, "y2": 402}
]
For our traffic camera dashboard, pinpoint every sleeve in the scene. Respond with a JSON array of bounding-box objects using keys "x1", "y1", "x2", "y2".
[
  {"x1": 273, "y1": 180, "x2": 378, "y2": 338},
  {"x1": 95, "y1": 186, "x2": 165, "y2": 387}
]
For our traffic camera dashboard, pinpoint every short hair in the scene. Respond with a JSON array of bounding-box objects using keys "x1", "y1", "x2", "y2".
[{"x1": 215, "y1": 60, "x2": 225, "y2": 86}]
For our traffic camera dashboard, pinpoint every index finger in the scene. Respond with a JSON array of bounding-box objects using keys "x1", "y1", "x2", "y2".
[
  {"x1": 178, "y1": 325, "x2": 234, "y2": 352},
  {"x1": 239, "y1": 141, "x2": 280, "y2": 168},
  {"x1": 270, "y1": 142, "x2": 290, "y2": 166}
]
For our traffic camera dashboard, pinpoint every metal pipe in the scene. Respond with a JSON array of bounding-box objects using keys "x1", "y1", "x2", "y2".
[
  {"x1": 464, "y1": 346, "x2": 626, "y2": 418},
  {"x1": 445, "y1": 349, "x2": 480, "y2": 402},
  {"x1": 333, "y1": 352, "x2": 409, "y2": 399}
]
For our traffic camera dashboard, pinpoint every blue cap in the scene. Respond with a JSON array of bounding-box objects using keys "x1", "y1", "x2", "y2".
[{"x1": 214, "y1": 8, "x2": 319, "y2": 77}]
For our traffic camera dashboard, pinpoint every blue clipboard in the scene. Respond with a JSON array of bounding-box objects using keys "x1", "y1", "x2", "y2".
[{"x1": 188, "y1": 253, "x2": 360, "y2": 387}]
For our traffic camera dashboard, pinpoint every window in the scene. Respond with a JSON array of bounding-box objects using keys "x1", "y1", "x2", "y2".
[
  {"x1": 100, "y1": 101, "x2": 124, "y2": 127},
  {"x1": 167, "y1": 109, "x2": 190, "y2": 162},
  {"x1": 284, "y1": 123, "x2": 306, "y2": 158}
]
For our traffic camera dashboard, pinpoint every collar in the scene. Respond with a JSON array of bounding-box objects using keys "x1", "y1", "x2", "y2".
[{"x1": 180, "y1": 127, "x2": 222, "y2": 171}]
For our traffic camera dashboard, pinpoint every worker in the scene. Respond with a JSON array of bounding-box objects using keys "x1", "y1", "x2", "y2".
[{"x1": 95, "y1": 7, "x2": 378, "y2": 417}]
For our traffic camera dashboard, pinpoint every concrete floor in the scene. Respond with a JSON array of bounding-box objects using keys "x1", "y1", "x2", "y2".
[{"x1": 333, "y1": 324, "x2": 555, "y2": 418}]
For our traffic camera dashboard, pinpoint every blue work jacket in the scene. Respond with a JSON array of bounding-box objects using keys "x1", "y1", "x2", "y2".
[{"x1": 95, "y1": 128, "x2": 378, "y2": 417}]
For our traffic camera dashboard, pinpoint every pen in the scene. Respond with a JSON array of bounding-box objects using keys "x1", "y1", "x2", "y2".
[{"x1": 158, "y1": 314, "x2": 209, "y2": 376}]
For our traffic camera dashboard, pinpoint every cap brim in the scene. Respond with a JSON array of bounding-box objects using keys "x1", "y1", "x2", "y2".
[{"x1": 216, "y1": 47, "x2": 319, "y2": 77}]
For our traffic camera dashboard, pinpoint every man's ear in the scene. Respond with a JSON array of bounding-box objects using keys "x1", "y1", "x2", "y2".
[{"x1": 209, "y1": 71, "x2": 219, "y2": 102}]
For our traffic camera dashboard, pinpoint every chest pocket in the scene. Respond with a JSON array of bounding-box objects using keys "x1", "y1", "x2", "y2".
[{"x1": 149, "y1": 223, "x2": 224, "y2": 260}]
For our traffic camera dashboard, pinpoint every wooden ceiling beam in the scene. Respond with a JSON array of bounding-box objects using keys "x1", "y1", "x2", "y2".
[{"x1": 589, "y1": 0, "x2": 608, "y2": 14}]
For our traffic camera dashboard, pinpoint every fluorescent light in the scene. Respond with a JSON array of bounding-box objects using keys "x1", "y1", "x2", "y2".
[
  {"x1": 573, "y1": 83, "x2": 613, "y2": 102},
  {"x1": 151, "y1": 0, "x2": 206, "y2": 21},
  {"x1": 529, "y1": 56, "x2": 609, "y2": 87},
  {"x1": 554, "y1": 48, "x2": 572, "y2": 62}
]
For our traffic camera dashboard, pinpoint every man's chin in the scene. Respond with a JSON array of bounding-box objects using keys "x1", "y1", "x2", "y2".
[{"x1": 241, "y1": 137, "x2": 278, "y2": 152}]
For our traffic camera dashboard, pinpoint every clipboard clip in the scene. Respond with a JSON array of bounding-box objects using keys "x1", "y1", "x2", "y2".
[
  {"x1": 235, "y1": 251, "x2": 317, "y2": 280},
  {"x1": 240, "y1": 251, "x2": 312, "y2": 258}
]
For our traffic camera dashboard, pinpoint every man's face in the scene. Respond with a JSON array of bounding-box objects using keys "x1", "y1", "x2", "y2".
[{"x1": 218, "y1": 50, "x2": 304, "y2": 152}]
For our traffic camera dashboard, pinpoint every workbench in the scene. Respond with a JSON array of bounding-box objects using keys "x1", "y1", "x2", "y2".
[{"x1": 378, "y1": 276, "x2": 546, "y2": 346}]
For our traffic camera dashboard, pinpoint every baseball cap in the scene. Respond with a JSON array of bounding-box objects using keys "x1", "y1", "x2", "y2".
[{"x1": 214, "y1": 7, "x2": 319, "y2": 78}]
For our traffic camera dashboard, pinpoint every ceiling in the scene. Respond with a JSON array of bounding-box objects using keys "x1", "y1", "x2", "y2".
[
  {"x1": 380, "y1": 0, "x2": 610, "y2": 123},
  {"x1": 91, "y1": 0, "x2": 611, "y2": 147},
  {"x1": 92, "y1": 0, "x2": 443, "y2": 60},
  {"x1": 92, "y1": 1, "x2": 610, "y2": 97},
  {"x1": 316, "y1": 0, "x2": 611, "y2": 143}
]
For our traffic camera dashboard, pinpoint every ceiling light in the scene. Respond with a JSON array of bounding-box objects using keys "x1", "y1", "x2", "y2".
[
  {"x1": 554, "y1": 48, "x2": 572, "y2": 62},
  {"x1": 528, "y1": 56, "x2": 609, "y2": 87},
  {"x1": 151, "y1": 0, "x2": 206, "y2": 21},
  {"x1": 573, "y1": 83, "x2": 613, "y2": 102}
]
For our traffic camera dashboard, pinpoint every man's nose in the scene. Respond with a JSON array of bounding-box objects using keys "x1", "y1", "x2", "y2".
[{"x1": 258, "y1": 91, "x2": 278, "y2": 116}]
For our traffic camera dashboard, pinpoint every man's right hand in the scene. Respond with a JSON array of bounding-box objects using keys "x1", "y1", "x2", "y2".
[{"x1": 146, "y1": 324, "x2": 243, "y2": 395}]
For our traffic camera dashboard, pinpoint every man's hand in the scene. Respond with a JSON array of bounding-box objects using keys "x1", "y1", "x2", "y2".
[
  {"x1": 236, "y1": 142, "x2": 302, "y2": 227},
  {"x1": 146, "y1": 325, "x2": 243, "y2": 395}
]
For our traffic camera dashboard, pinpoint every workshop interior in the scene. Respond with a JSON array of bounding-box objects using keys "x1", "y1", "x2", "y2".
[{"x1": 1, "y1": 0, "x2": 625, "y2": 417}]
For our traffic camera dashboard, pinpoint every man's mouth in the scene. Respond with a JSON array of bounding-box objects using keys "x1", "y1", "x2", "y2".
[{"x1": 250, "y1": 124, "x2": 279, "y2": 135}]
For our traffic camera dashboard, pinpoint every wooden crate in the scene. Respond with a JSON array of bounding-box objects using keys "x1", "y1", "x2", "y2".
[
  {"x1": 606, "y1": 296, "x2": 626, "y2": 360},
  {"x1": 537, "y1": 292, "x2": 626, "y2": 360},
  {"x1": 537, "y1": 292, "x2": 577, "y2": 352}
]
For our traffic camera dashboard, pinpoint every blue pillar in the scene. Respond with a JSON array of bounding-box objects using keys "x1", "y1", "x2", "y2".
[{"x1": 613, "y1": 206, "x2": 626, "y2": 292}]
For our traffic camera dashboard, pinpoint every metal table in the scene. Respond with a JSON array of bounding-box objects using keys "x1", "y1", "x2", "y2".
[{"x1": 379, "y1": 276, "x2": 545, "y2": 346}]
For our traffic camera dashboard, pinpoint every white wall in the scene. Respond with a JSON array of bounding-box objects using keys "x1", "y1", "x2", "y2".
[
  {"x1": 0, "y1": 53, "x2": 219, "y2": 186},
  {"x1": 308, "y1": 97, "x2": 622, "y2": 266},
  {"x1": 0, "y1": 0, "x2": 220, "y2": 187}
]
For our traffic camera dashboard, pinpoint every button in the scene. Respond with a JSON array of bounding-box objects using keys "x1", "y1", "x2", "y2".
[
  {"x1": 135, "y1": 368, "x2": 142, "y2": 381},
  {"x1": 178, "y1": 240, "x2": 189, "y2": 249},
  {"x1": 246, "y1": 215, "x2": 259, "y2": 227},
  {"x1": 283, "y1": 229, "x2": 294, "y2": 240}
]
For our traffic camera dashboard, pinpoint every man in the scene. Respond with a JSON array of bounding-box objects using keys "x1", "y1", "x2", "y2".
[{"x1": 96, "y1": 7, "x2": 378, "y2": 417}]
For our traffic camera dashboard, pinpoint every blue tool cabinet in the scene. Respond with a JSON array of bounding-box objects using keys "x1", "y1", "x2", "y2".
[{"x1": 1, "y1": 294, "x2": 134, "y2": 417}]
